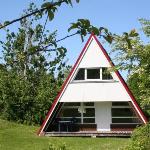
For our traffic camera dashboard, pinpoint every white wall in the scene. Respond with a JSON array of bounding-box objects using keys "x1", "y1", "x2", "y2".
[
  {"x1": 79, "y1": 38, "x2": 110, "y2": 68},
  {"x1": 60, "y1": 82, "x2": 131, "y2": 102},
  {"x1": 95, "y1": 102, "x2": 112, "y2": 131}
]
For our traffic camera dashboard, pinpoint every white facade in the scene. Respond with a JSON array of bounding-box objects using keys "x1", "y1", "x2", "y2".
[
  {"x1": 95, "y1": 102, "x2": 112, "y2": 131},
  {"x1": 78, "y1": 38, "x2": 110, "y2": 68},
  {"x1": 60, "y1": 82, "x2": 131, "y2": 102}
]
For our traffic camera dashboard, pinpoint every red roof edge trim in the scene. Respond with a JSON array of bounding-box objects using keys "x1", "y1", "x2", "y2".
[
  {"x1": 37, "y1": 34, "x2": 93, "y2": 135},
  {"x1": 93, "y1": 34, "x2": 148, "y2": 123}
]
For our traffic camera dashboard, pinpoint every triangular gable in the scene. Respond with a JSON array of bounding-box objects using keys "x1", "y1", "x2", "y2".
[
  {"x1": 38, "y1": 34, "x2": 148, "y2": 136},
  {"x1": 59, "y1": 36, "x2": 130, "y2": 102}
]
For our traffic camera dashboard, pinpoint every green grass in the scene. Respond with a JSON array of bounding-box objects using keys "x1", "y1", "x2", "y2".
[{"x1": 0, "y1": 119, "x2": 129, "y2": 150}]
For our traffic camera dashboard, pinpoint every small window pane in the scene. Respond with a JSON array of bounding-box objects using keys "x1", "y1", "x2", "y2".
[
  {"x1": 87, "y1": 69, "x2": 100, "y2": 79},
  {"x1": 83, "y1": 108, "x2": 95, "y2": 117},
  {"x1": 64, "y1": 102, "x2": 80, "y2": 106},
  {"x1": 102, "y1": 68, "x2": 113, "y2": 80},
  {"x1": 60, "y1": 108, "x2": 81, "y2": 117},
  {"x1": 112, "y1": 118, "x2": 140, "y2": 123},
  {"x1": 112, "y1": 102, "x2": 129, "y2": 106},
  {"x1": 84, "y1": 102, "x2": 94, "y2": 106},
  {"x1": 83, "y1": 118, "x2": 95, "y2": 123},
  {"x1": 74, "y1": 69, "x2": 85, "y2": 80},
  {"x1": 112, "y1": 108, "x2": 135, "y2": 117}
]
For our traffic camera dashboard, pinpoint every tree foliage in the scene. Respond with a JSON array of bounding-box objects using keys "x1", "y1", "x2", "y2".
[
  {"x1": 0, "y1": 3, "x2": 69, "y2": 124},
  {"x1": 121, "y1": 123, "x2": 150, "y2": 150},
  {"x1": 0, "y1": 1, "x2": 115, "y2": 124},
  {"x1": 111, "y1": 19, "x2": 150, "y2": 117}
]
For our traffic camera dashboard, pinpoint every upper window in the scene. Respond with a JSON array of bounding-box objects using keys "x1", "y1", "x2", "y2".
[
  {"x1": 102, "y1": 67, "x2": 113, "y2": 80},
  {"x1": 87, "y1": 69, "x2": 100, "y2": 79},
  {"x1": 74, "y1": 68, "x2": 113, "y2": 81},
  {"x1": 74, "y1": 69, "x2": 85, "y2": 80}
]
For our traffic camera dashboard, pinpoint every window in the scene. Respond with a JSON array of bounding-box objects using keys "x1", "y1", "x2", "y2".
[
  {"x1": 84, "y1": 102, "x2": 94, "y2": 106},
  {"x1": 111, "y1": 102, "x2": 141, "y2": 123},
  {"x1": 87, "y1": 69, "x2": 100, "y2": 79},
  {"x1": 58, "y1": 102, "x2": 95, "y2": 124},
  {"x1": 74, "y1": 67, "x2": 114, "y2": 81},
  {"x1": 83, "y1": 108, "x2": 95, "y2": 117},
  {"x1": 82, "y1": 105, "x2": 95, "y2": 124},
  {"x1": 112, "y1": 118, "x2": 140, "y2": 123},
  {"x1": 64, "y1": 102, "x2": 80, "y2": 106},
  {"x1": 60, "y1": 108, "x2": 81, "y2": 117},
  {"x1": 83, "y1": 118, "x2": 95, "y2": 123},
  {"x1": 83, "y1": 108, "x2": 95, "y2": 123},
  {"x1": 74, "y1": 69, "x2": 85, "y2": 80},
  {"x1": 112, "y1": 102, "x2": 129, "y2": 106},
  {"x1": 102, "y1": 67, "x2": 113, "y2": 80},
  {"x1": 58, "y1": 103, "x2": 81, "y2": 123},
  {"x1": 112, "y1": 108, "x2": 135, "y2": 117}
]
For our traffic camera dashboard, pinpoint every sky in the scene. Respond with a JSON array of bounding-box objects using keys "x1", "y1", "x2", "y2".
[{"x1": 0, "y1": 0, "x2": 150, "y2": 79}]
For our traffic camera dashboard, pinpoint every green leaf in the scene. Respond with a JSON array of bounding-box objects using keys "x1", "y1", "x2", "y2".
[
  {"x1": 11, "y1": 32, "x2": 15, "y2": 38},
  {"x1": 99, "y1": 27, "x2": 109, "y2": 35},
  {"x1": 41, "y1": 2, "x2": 52, "y2": 8},
  {"x1": 129, "y1": 29, "x2": 139, "y2": 37},
  {"x1": 84, "y1": 19, "x2": 90, "y2": 27},
  {"x1": 123, "y1": 32, "x2": 128, "y2": 37},
  {"x1": 103, "y1": 35, "x2": 113, "y2": 44},
  {"x1": 91, "y1": 27, "x2": 99, "y2": 35},
  {"x1": 48, "y1": 10, "x2": 54, "y2": 21},
  {"x1": 4, "y1": 21, "x2": 10, "y2": 26},
  {"x1": 68, "y1": 23, "x2": 78, "y2": 32},
  {"x1": 64, "y1": 0, "x2": 73, "y2": 6},
  {"x1": 126, "y1": 38, "x2": 132, "y2": 49}
]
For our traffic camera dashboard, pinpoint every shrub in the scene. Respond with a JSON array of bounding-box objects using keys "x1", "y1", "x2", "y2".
[{"x1": 121, "y1": 123, "x2": 150, "y2": 150}]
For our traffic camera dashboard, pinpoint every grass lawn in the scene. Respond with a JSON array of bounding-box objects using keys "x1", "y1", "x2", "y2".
[{"x1": 0, "y1": 119, "x2": 129, "y2": 150}]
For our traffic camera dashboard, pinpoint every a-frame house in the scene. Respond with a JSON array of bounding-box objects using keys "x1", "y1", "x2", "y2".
[{"x1": 38, "y1": 34, "x2": 148, "y2": 136}]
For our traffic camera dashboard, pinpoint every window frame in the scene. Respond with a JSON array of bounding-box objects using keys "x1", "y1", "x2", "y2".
[
  {"x1": 102, "y1": 67, "x2": 113, "y2": 80},
  {"x1": 58, "y1": 102, "x2": 95, "y2": 124},
  {"x1": 86, "y1": 68, "x2": 100, "y2": 80},
  {"x1": 73, "y1": 67, "x2": 114, "y2": 82},
  {"x1": 111, "y1": 102, "x2": 141, "y2": 124},
  {"x1": 74, "y1": 68, "x2": 85, "y2": 80}
]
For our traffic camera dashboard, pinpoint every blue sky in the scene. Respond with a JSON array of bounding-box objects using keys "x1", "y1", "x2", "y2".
[{"x1": 0, "y1": 0, "x2": 149, "y2": 79}]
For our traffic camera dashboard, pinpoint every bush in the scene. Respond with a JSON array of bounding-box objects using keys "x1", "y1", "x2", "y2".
[
  {"x1": 121, "y1": 123, "x2": 150, "y2": 150},
  {"x1": 0, "y1": 70, "x2": 62, "y2": 125}
]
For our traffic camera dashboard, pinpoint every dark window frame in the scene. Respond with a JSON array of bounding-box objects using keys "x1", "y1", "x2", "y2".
[
  {"x1": 87, "y1": 68, "x2": 100, "y2": 79},
  {"x1": 111, "y1": 102, "x2": 141, "y2": 124},
  {"x1": 74, "y1": 67, "x2": 114, "y2": 81},
  {"x1": 58, "y1": 102, "x2": 95, "y2": 124},
  {"x1": 74, "y1": 68, "x2": 85, "y2": 80}
]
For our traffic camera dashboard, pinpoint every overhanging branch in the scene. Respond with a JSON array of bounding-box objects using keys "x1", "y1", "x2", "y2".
[
  {"x1": 29, "y1": 32, "x2": 79, "y2": 55},
  {"x1": 0, "y1": 0, "x2": 66, "y2": 30}
]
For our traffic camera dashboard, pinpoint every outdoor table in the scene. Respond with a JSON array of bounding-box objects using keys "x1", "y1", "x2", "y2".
[{"x1": 58, "y1": 120, "x2": 72, "y2": 132}]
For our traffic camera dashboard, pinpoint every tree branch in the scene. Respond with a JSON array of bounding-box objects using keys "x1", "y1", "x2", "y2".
[
  {"x1": 29, "y1": 32, "x2": 79, "y2": 55},
  {"x1": 45, "y1": 31, "x2": 79, "y2": 49},
  {"x1": 0, "y1": 0, "x2": 66, "y2": 30}
]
